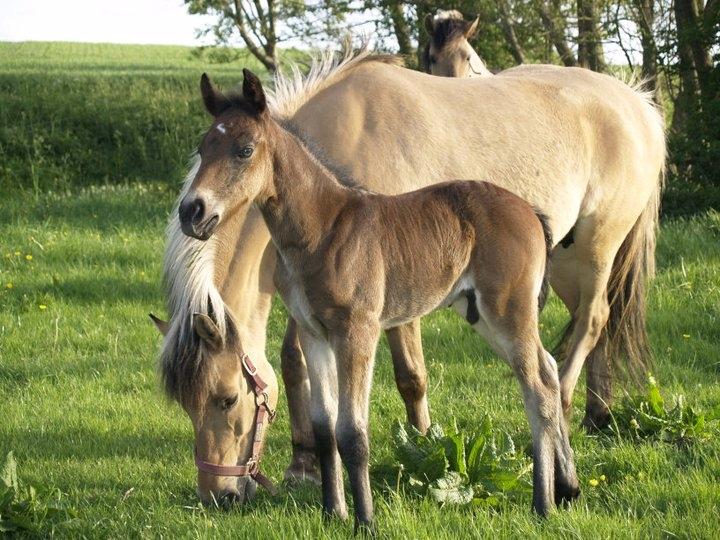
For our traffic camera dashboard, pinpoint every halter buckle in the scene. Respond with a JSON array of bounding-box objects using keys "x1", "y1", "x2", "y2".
[{"x1": 242, "y1": 354, "x2": 257, "y2": 376}]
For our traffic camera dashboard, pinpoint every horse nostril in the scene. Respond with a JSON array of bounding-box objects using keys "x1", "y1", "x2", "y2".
[{"x1": 191, "y1": 199, "x2": 204, "y2": 224}]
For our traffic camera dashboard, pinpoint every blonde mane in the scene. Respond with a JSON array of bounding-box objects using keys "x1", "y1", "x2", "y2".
[{"x1": 160, "y1": 46, "x2": 399, "y2": 402}]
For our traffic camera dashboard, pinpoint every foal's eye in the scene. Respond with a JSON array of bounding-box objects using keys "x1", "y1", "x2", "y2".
[
  {"x1": 221, "y1": 394, "x2": 239, "y2": 410},
  {"x1": 236, "y1": 145, "x2": 254, "y2": 159}
]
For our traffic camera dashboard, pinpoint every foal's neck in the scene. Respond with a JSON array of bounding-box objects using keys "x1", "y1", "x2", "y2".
[{"x1": 258, "y1": 125, "x2": 354, "y2": 253}]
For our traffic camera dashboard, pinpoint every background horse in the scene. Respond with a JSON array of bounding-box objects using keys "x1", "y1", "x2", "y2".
[
  {"x1": 156, "y1": 48, "x2": 665, "y2": 504},
  {"x1": 422, "y1": 10, "x2": 493, "y2": 78}
]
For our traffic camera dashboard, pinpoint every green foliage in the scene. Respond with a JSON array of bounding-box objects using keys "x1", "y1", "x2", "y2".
[
  {"x1": 0, "y1": 452, "x2": 77, "y2": 535},
  {"x1": 392, "y1": 418, "x2": 531, "y2": 507},
  {"x1": 607, "y1": 375, "x2": 720, "y2": 443}
]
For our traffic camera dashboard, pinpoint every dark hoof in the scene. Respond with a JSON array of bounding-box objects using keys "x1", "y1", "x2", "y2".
[
  {"x1": 555, "y1": 480, "x2": 581, "y2": 507},
  {"x1": 581, "y1": 411, "x2": 611, "y2": 432},
  {"x1": 283, "y1": 452, "x2": 321, "y2": 486}
]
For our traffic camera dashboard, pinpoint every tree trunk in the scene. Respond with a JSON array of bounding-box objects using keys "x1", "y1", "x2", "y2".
[
  {"x1": 498, "y1": 0, "x2": 526, "y2": 64},
  {"x1": 632, "y1": 0, "x2": 661, "y2": 104},
  {"x1": 537, "y1": 0, "x2": 577, "y2": 66},
  {"x1": 577, "y1": 0, "x2": 606, "y2": 72},
  {"x1": 673, "y1": 0, "x2": 702, "y2": 129},
  {"x1": 385, "y1": 1, "x2": 413, "y2": 57}
]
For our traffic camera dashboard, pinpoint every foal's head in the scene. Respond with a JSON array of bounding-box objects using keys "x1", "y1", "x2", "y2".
[
  {"x1": 153, "y1": 311, "x2": 278, "y2": 507},
  {"x1": 422, "y1": 10, "x2": 485, "y2": 78},
  {"x1": 178, "y1": 70, "x2": 275, "y2": 241}
]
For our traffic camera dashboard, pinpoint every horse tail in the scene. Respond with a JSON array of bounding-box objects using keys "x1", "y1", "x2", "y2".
[
  {"x1": 601, "y1": 176, "x2": 662, "y2": 380},
  {"x1": 534, "y1": 210, "x2": 554, "y2": 312}
]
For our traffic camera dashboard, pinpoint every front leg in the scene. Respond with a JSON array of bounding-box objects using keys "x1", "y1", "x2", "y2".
[
  {"x1": 332, "y1": 322, "x2": 380, "y2": 532},
  {"x1": 386, "y1": 319, "x2": 431, "y2": 433},
  {"x1": 297, "y1": 327, "x2": 347, "y2": 520},
  {"x1": 280, "y1": 318, "x2": 320, "y2": 484}
]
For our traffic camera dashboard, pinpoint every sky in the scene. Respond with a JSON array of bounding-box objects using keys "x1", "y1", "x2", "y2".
[{"x1": 0, "y1": 0, "x2": 215, "y2": 46}]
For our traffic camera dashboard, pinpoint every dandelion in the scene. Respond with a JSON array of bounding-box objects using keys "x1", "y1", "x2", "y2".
[
  {"x1": 682, "y1": 334, "x2": 690, "y2": 339},
  {"x1": 589, "y1": 478, "x2": 599, "y2": 487},
  {"x1": 599, "y1": 474, "x2": 606, "y2": 482},
  {"x1": 39, "y1": 304, "x2": 47, "y2": 310},
  {"x1": 630, "y1": 418, "x2": 640, "y2": 429},
  {"x1": 5, "y1": 282, "x2": 13, "y2": 289},
  {"x1": 140, "y1": 271, "x2": 146, "y2": 277},
  {"x1": 14, "y1": 251, "x2": 20, "y2": 256},
  {"x1": 25, "y1": 254, "x2": 33, "y2": 261}
]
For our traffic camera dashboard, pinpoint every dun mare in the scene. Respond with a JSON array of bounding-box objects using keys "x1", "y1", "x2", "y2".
[
  {"x1": 193, "y1": 69, "x2": 580, "y2": 528},
  {"x1": 154, "y1": 48, "x2": 665, "y2": 506}
]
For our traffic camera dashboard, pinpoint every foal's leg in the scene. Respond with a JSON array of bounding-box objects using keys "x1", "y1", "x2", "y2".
[
  {"x1": 386, "y1": 319, "x2": 431, "y2": 433},
  {"x1": 297, "y1": 327, "x2": 347, "y2": 519},
  {"x1": 332, "y1": 322, "x2": 380, "y2": 531},
  {"x1": 280, "y1": 318, "x2": 320, "y2": 483}
]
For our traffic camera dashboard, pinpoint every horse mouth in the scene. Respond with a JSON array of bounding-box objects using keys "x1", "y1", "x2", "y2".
[{"x1": 182, "y1": 214, "x2": 219, "y2": 241}]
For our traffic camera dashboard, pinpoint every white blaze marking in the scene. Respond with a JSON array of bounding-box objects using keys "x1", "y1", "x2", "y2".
[{"x1": 216, "y1": 123, "x2": 226, "y2": 134}]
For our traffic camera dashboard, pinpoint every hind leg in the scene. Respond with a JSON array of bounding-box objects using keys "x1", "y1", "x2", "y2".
[
  {"x1": 554, "y1": 221, "x2": 627, "y2": 426},
  {"x1": 386, "y1": 320, "x2": 431, "y2": 433},
  {"x1": 461, "y1": 288, "x2": 579, "y2": 514},
  {"x1": 551, "y1": 245, "x2": 614, "y2": 428}
]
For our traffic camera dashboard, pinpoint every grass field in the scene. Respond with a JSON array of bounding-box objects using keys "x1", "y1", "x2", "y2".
[{"x1": 1, "y1": 42, "x2": 719, "y2": 538}]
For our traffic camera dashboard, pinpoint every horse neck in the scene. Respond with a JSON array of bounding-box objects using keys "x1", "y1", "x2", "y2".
[
  {"x1": 211, "y1": 203, "x2": 274, "y2": 363},
  {"x1": 259, "y1": 125, "x2": 352, "y2": 253}
]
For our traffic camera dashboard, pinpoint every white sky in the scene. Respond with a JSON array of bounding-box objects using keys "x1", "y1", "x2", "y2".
[
  {"x1": 0, "y1": 0, "x2": 634, "y2": 64},
  {"x1": 0, "y1": 0, "x2": 215, "y2": 46}
]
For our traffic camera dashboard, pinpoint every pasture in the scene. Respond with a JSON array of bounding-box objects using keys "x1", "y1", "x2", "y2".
[{"x1": 1, "y1": 42, "x2": 720, "y2": 538}]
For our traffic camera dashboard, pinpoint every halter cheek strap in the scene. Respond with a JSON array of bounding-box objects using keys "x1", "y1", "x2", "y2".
[{"x1": 193, "y1": 353, "x2": 278, "y2": 496}]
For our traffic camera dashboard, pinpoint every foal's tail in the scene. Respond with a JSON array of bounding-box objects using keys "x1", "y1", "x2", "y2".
[{"x1": 534, "y1": 211, "x2": 554, "y2": 311}]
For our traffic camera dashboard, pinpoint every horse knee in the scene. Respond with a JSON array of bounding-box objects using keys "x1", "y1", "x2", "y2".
[
  {"x1": 395, "y1": 369, "x2": 427, "y2": 402},
  {"x1": 281, "y1": 335, "x2": 306, "y2": 383},
  {"x1": 336, "y1": 424, "x2": 369, "y2": 468}
]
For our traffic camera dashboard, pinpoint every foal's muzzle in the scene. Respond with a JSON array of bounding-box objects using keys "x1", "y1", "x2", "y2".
[{"x1": 179, "y1": 196, "x2": 219, "y2": 240}]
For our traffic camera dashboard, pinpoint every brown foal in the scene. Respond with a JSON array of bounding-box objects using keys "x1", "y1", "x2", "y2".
[{"x1": 184, "y1": 70, "x2": 580, "y2": 529}]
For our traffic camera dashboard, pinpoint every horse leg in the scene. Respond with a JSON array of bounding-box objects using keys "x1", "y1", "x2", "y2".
[
  {"x1": 464, "y1": 288, "x2": 579, "y2": 515},
  {"x1": 297, "y1": 327, "x2": 347, "y2": 520},
  {"x1": 556, "y1": 222, "x2": 621, "y2": 425},
  {"x1": 551, "y1": 246, "x2": 614, "y2": 429},
  {"x1": 332, "y1": 322, "x2": 380, "y2": 532},
  {"x1": 280, "y1": 318, "x2": 320, "y2": 484},
  {"x1": 385, "y1": 319, "x2": 430, "y2": 433}
]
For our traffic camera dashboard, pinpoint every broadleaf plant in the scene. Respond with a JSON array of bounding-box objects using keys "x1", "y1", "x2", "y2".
[
  {"x1": 606, "y1": 375, "x2": 720, "y2": 444},
  {"x1": 391, "y1": 417, "x2": 532, "y2": 507}
]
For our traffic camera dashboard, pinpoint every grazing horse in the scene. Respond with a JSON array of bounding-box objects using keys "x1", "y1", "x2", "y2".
[
  {"x1": 192, "y1": 69, "x2": 581, "y2": 528},
  {"x1": 422, "y1": 10, "x2": 493, "y2": 77},
  {"x1": 155, "y1": 48, "x2": 664, "y2": 506}
]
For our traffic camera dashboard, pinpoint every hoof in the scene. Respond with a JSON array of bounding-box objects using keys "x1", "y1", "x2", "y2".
[
  {"x1": 581, "y1": 410, "x2": 611, "y2": 432},
  {"x1": 283, "y1": 450, "x2": 321, "y2": 486},
  {"x1": 555, "y1": 480, "x2": 581, "y2": 507}
]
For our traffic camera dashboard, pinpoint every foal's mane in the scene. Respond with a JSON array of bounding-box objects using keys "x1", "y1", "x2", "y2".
[{"x1": 160, "y1": 46, "x2": 399, "y2": 404}]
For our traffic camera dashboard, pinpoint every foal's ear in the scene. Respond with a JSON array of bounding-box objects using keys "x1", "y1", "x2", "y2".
[
  {"x1": 200, "y1": 73, "x2": 231, "y2": 117},
  {"x1": 242, "y1": 68, "x2": 267, "y2": 114},
  {"x1": 424, "y1": 14, "x2": 435, "y2": 35},
  {"x1": 149, "y1": 313, "x2": 169, "y2": 336},
  {"x1": 193, "y1": 313, "x2": 223, "y2": 350},
  {"x1": 464, "y1": 16, "x2": 480, "y2": 39}
]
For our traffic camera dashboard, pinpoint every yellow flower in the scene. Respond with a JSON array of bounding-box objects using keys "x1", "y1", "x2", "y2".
[
  {"x1": 39, "y1": 304, "x2": 47, "y2": 310},
  {"x1": 25, "y1": 254, "x2": 33, "y2": 261},
  {"x1": 599, "y1": 474, "x2": 606, "y2": 482},
  {"x1": 5, "y1": 282, "x2": 13, "y2": 289},
  {"x1": 139, "y1": 271, "x2": 146, "y2": 277},
  {"x1": 14, "y1": 251, "x2": 20, "y2": 256},
  {"x1": 589, "y1": 478, "x2": 599, "y2": 487},
  {"x1": 682, "y1": 334, "x2": 690, "y2": 339}
]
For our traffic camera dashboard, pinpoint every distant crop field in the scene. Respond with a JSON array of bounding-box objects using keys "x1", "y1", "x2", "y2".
[{"x1": 1, "y1": 42, "x2": 719, "y2": 538}]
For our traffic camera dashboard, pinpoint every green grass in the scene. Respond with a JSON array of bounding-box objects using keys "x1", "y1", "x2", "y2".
[{"x1": 2, "y1": 42, "x2": 720, "y2": 538}]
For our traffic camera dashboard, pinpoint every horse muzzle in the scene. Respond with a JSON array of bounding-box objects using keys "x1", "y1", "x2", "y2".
[{"x1": 179, "y1": 196, "x2": 220, "y2": 240}]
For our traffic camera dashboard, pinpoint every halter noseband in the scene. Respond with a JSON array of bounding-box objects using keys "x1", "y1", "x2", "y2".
[{"x1": 193, "y1": 353, "x2": 278, "y2": 495}]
